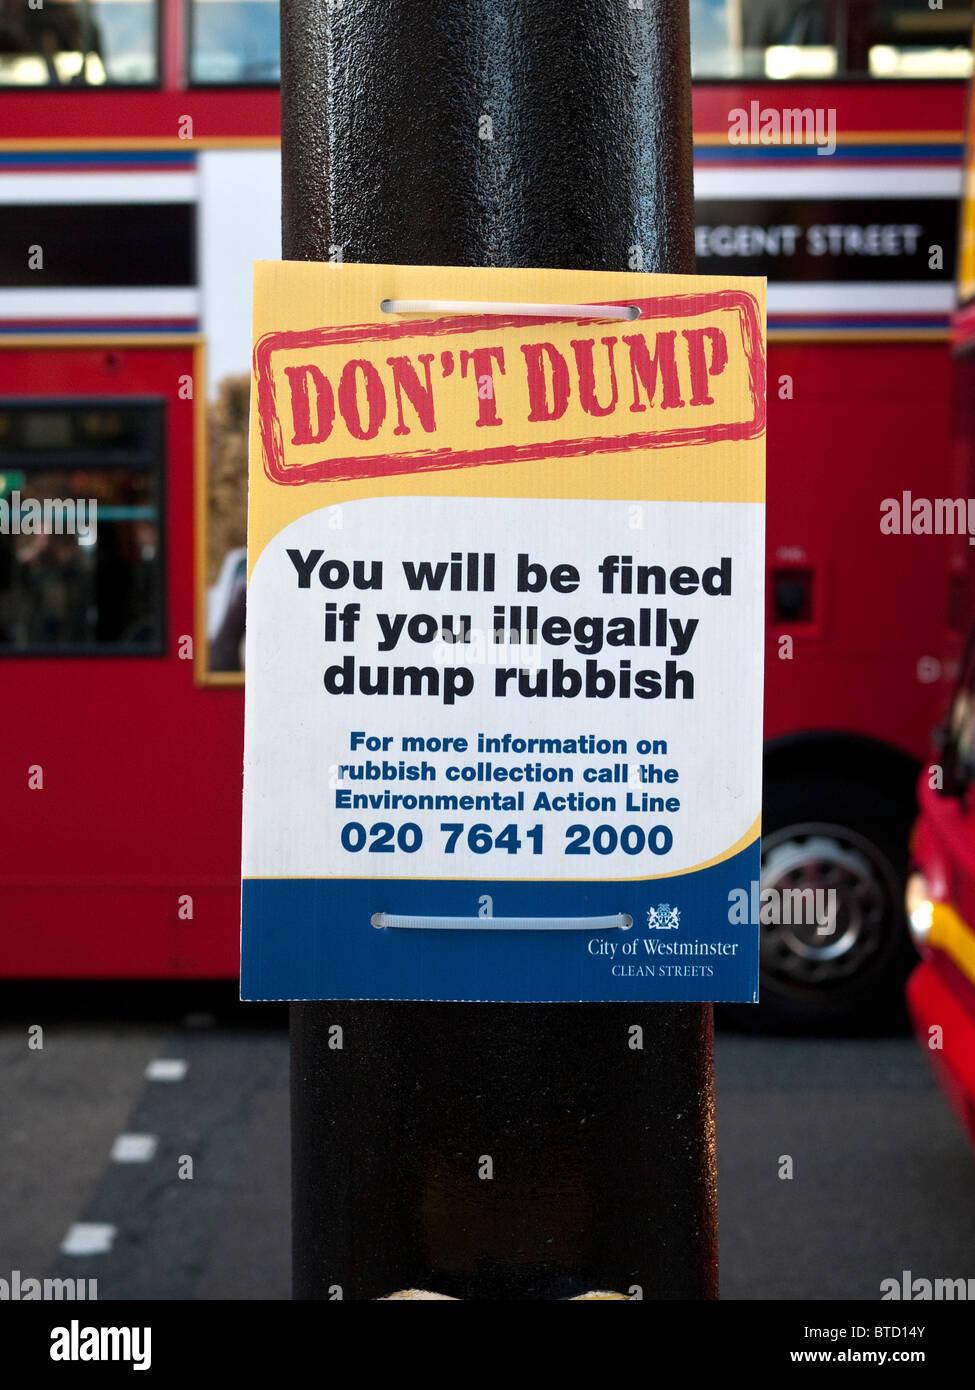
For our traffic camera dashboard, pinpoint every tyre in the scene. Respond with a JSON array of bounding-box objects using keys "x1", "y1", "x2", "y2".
[{"x1": 717, "y1": 773, "x2": 918, "y2": 1035}]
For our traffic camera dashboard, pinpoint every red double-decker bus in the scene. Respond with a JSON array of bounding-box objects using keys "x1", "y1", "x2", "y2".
[{"x1": 1, "y1": 0, "x2": 971, "y2": 1028}]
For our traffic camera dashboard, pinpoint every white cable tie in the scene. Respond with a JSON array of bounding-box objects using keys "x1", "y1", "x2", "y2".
[
  {"x1": 380, "y1": 298, "x2": 639, "y2": 322},
  {"x1": 371, "y1": 912, "x2": 633, "y2": 931}
]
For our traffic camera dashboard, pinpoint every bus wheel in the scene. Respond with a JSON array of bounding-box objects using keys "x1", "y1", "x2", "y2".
[{"x1": 718, "y1": 775, "x2": 917, "y2": 1035}]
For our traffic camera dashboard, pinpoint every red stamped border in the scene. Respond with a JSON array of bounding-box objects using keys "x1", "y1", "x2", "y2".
[{"x1": 254, "y1": 289, "x2": 766, "y2": 487}]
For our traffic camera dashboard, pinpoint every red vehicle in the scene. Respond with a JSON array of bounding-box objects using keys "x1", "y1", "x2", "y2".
[
  {"x1": 1, "y1": 0, "x2": 972, "y2": 1028},
  {"x1": 908, "y1": 642, "x2": 975, "y2": 1148},
  {"x1": 905, "y1": 70, "x2": 975, "y2": 1143}
]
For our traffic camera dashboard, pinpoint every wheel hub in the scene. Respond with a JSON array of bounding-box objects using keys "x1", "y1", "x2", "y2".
[{"x1": 759, "y1": 825, "x2": 894, "y2": 989}]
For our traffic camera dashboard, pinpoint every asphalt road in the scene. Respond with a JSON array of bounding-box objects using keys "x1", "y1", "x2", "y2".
[{"x1": 1, "y1": 986, "x2": 973, "y2": 1300}]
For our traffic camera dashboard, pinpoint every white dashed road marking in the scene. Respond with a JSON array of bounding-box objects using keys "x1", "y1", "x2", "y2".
[
  {"x1": 145, "y1": 1058, "x2": 187, "y2": 1081},
  {"x1": 60, "y1": 1223, "x2": 117, "y2": 1256},
  {"x1": 110, "y1": 1133, "x2": 159, "y2": 1163}
]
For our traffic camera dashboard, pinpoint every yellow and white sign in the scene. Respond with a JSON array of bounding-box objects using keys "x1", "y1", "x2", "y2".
[{"x1": 241, "y1": 262, "x2": 765, "y2": 1003}]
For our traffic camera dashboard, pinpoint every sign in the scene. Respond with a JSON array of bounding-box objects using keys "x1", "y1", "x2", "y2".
[
  {"x1": 241, "y1": 262, "x2": 766, "y2": 1002},
  {"x1": 695, "y1": 199, "x2": 956, "y2": 283}
]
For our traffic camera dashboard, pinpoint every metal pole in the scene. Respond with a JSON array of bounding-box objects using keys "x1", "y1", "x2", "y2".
[{"x1": 284, "y1": 0, "x2": 716, "y2": 1301}]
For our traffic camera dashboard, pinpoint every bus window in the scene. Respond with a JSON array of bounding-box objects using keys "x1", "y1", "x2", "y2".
[
  {"x1": 690, "y1": 0, "x2": 973, "y2": 80},
  {"x1": 185, "y1": 0, "x2": 974, "y2": 88},
  {"x1": 201, "y1": 376, "x2": 248, "y2": 679},
  {"x1": 0, "y1": 402, "x2": 165, "y2": 655},
  {"x1": 188, "y1": 0, "x2": 279, "y2": 84},
  {"x1": 0, "y1": 0, "x2": 158, "y2": 86}
]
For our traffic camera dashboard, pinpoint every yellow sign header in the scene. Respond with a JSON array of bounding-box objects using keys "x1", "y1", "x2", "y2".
[{"x1": 248, "y1": 263, "x2": 766, "y2": 571}]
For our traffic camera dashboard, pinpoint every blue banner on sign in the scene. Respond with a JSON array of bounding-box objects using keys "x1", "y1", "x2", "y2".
[{"x1": 241, "y1": 842, "x2": 760, "y2": 1002}]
